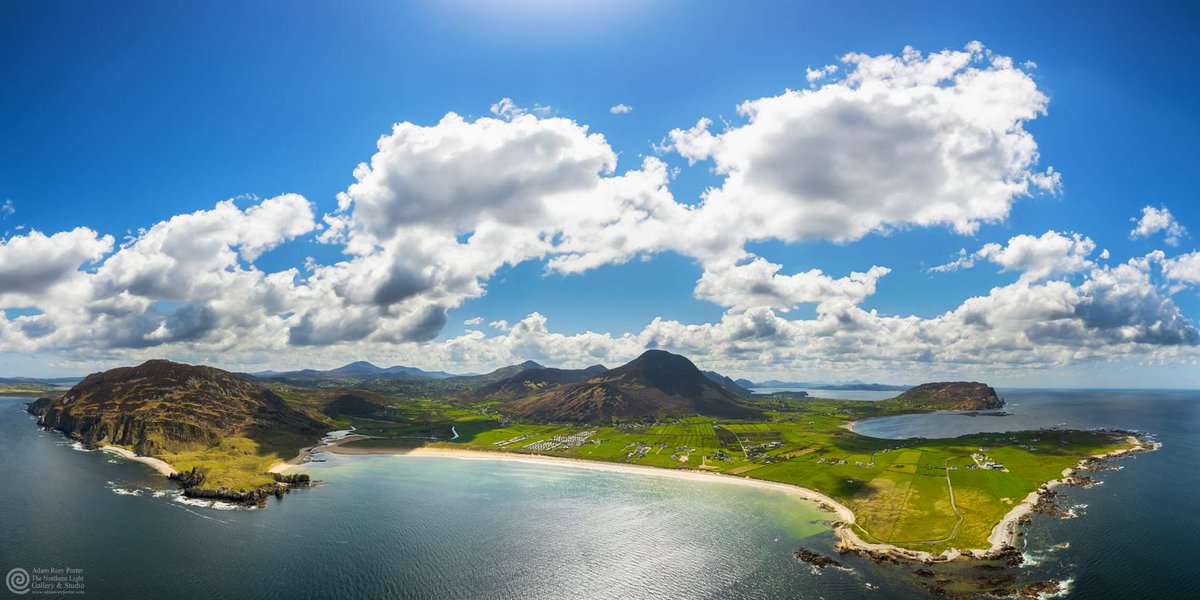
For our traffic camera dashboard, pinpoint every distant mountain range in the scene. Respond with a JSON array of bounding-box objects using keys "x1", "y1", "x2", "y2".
[
  {"x1": 234, "y1": 359, "x2": 909, "y2": 396},
  {"x1": 703, "y1": 371, "x2": 753, "y2": 396},
  {"x1": 0, "y1": 376, "x2": 82, "y2": 386},
  {"x1": 250, "y1": 360, "x2": 459, "y2": 381},
  {"x1": 738, "y1": 379, "x2": 911, "y2": 392}
]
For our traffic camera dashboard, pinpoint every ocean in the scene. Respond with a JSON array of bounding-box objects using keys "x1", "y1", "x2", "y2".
[
  {"x1": 749, "y1": 388, "x2": 899, "y2": 401},
  {"x1": 1, "y1": 390, "x2": 1196, "y2": 599}
]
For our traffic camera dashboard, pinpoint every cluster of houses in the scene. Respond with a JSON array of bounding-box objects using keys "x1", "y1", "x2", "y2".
[
  {"x1": 524, "y1": 430, "x2": 597, "y2": 452},
  {"x1": 744, "y1": 441, "x2": 786, "y2": 461},
  {"x1": 626, "y1": 441, "x2": 651, "y2": 459},
  {"x1": 668, "y1": 445, "x2": 696, "y2": 463},
  {"x1": 815, "y1": 457, "x2": 879, "y2": 468},
  {"x1": 969, "y1": 449, "x2": 1007, "y2": 471}
]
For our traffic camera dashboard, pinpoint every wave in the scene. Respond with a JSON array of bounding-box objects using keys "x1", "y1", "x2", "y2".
[
  {"x1": 1038, "y1": 577, "x2": 1074, "y2": 599},
  {"x1": 59, "y1": 441, "x2": 91, "y2": 452},
  {"x1": 168, "y1": 492, "x2": 254, "y2": 511},
  {"x1": 106, "y1": 482, "x2": 145, "y2": 496}
]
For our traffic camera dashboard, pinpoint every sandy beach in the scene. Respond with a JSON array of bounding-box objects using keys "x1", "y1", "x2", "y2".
[
  {"x1": 302, "y1": 433, "x2": 1154, "y2": 563},
  {"x1": 985, "y1": 434, "x2": 1152, "y2": 551},
  {"x1": 322, "y1": 444, "x2": 859, "y2": 523},
  {"x1": 318, "y1": 444, "x2": 960, "y2": 561},
  {"x1": 101, "y1": 445, "x2": 176, "y2": 477},
  {"x1": 268, "y1": 432, "x2": 369, "y2": 473}
]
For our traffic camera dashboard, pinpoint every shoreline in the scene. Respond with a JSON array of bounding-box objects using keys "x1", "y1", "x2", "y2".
[
  {"x1": 984, "y1": 434, "x2": 1155, "y2": 551},
  {"x1": 268, "y1": 432, "x2": 370, "y2": 473},
  {"x1": 325, "y1": 445, "x2": 858, "y2": 523},
  {"x1": 100, "y1": 445, "x2": 176, "y2": 477},
  {"x1": 298, "y1": 432, "x2": 1155, "y2": 563}
]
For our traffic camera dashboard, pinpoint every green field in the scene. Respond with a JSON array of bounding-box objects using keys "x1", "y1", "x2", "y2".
[{"x1": 334, "y1": 393, "x2": 1133, "y2": 553}]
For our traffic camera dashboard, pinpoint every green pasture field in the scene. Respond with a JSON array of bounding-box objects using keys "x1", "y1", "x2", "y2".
[{"x1": 334, "y1": 393, "x2": 1132, "y2": 552}]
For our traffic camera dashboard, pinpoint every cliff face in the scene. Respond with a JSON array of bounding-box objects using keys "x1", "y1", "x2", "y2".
[
  {"x1": 28, "y1": 360, "x2": 323, "y2": 456},
  {"x1": 888, "y1": 382, "x2": 1003, "y2": 411}
]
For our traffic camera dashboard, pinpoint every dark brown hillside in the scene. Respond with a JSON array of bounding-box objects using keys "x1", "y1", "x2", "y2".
[
  {"x1": 466, "y1": 364, "x2": 608, "y2": 402},
  {"x1": 28, "y1": 359, "x2": 324, "y2": 456},
  {"x1": 505, "y1": 350, "x2": 761, "y2": 422}
]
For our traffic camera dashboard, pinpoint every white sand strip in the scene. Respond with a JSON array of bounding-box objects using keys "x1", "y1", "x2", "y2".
[{"x1": 100, "y1": 445, "x2": 176, "y2": 477}]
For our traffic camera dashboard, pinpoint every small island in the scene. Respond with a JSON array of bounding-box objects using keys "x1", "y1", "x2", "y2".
[{"x1": 27, "y1": 352, "x2": 1151, "y2": 573}]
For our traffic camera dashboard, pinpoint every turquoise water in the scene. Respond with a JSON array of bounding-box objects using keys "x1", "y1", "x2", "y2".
[
  {"x1": 0, "y1": 398, "x2": 904, "y2": 599},
  {"x1": 2, "y1": 390, "x2": 1196, "y2": 599}
]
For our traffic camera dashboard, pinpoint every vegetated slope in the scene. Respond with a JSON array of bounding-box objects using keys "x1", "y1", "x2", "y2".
[
  {"x1": 319, "y1": 391, "x2": 393, "y2": 419},
  {"x1": 505, "y1": 350, "x2": 761, "y2": 422},
  {"x1": 884, "y1": 381, "x2": 1003, "y2": 411},
  {"x1": 28, "y1": 360, "x2": 325, "y2": 456},
  {"x1": 467, "y1": 364, "x2": 609, "y2": 402},
  {"x1": 702, "y1": 370, "x2": 752, "y2": 396},
  {"x1": 443, "y1": 360, "x2": 546, "y2": 387}
]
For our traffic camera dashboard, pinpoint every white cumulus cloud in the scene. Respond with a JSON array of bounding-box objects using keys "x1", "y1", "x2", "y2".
[
  {"x1": 666, "y1": 42, "x2": 1059, "y2": 259},
  {"x1": 932, "y1": 231, "x2": 1097, "y2": 283},
  {"x1": 1130, "y1": 205, "x2": 1187, "y2": 246},
  {"x1": 1162, "y1": 251, "x2": 1200, "y2": 284}
]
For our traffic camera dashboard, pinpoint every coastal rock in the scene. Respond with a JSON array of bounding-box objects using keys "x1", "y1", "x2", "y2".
[
  {"x1": 183, "y1": 483, "x2": 284, "y2": 506},
  {"x1": 169, "y1": 466, "x2": 207, "y2": 488},
  {"x1": 1008, "y1": 579, "x2": 1067, "y2": 599},
  {"x1": 270, "y1": 472, "x2": 311, "y2": 485},
  {"x1": 793, "y1": 548, "x2": 844, "y2": 569}
]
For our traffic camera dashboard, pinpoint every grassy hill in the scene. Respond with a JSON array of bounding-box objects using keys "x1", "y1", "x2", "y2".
[
  {"x1": 28, "y1": 360, "x2": 326, "y2": 491},
  {"x1": 883, "y1": 382, "x2": 1003, "y2": 411}
]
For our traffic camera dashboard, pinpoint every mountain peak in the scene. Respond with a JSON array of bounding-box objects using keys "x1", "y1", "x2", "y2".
[
  {"x1": 334, "y1": 361, "x2": 383, "y2": 372},
  {"x1": 504, "y1": 350, "x2": 759, "y2": 422},
  {"x1": 615, "y1": 349, "x2": 704, "y2": 389},
  {"x1": 582, "y1": 364, "x2": 608, "y2": 376}
]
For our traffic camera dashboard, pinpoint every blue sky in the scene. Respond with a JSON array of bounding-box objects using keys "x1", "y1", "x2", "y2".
[{"x1": 2, "y1": 1, "x2": 1199, "y2": 386}]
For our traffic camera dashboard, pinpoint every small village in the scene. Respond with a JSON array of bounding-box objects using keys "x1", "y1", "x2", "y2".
[{"x1": 523, "y1": 430, "x2": 598, "y2": 452}]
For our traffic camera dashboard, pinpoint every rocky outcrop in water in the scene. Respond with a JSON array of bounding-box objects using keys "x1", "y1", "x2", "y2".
[
  {"x1": 270, "y1": 472, "x2": 310, "y2": 485},
  {"x1": 169, "y1": 466, "x2": 206, "y2": 488},
  {"x1": 793, "y1": 548, "x2": 844, "y2": 569},
  {"x1": 166, "y1": 467, "x2": 314, "y2": 506}
]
